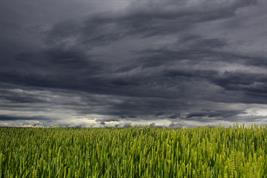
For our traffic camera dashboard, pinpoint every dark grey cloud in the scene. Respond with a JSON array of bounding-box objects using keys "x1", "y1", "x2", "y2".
[
  {"x1": 185, "y1": 110, "x2": 242, "y2": 121},
  {"x1": 45, "y1": 0, "x2": 257, "y2": 47},
  {"x1": 0, "y1": 115, "x2": 49, "y2": 121},
  {"x1": 0, "y1": 0, "x2": 266, "y2": 127}
]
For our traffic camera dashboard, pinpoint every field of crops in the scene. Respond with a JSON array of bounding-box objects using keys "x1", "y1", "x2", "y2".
[{"x1": 1, "y1": 127, "x2": 267, "y2": 178}]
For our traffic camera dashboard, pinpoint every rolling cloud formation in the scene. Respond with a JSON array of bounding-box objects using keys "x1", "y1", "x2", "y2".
[{"x1": 0, "y1": 0, "x2": 267, "y2": 127}]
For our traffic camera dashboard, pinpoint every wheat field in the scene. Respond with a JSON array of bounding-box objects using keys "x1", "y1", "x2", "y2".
[{"x1": 1, "y1": 127, "x2": 267, "y2": 178}]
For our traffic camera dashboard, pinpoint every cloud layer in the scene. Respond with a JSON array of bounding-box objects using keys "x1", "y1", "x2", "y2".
[{"x1": 0, "y1": 0, "x2": 267, "y2": 127}]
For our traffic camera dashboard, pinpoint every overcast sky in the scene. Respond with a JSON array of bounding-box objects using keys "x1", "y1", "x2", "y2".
[{"x1": 0, "y1": 0, "x2": 267, "y2": 127}]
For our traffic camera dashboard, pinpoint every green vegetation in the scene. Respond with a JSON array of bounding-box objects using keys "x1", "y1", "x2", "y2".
[{"x1": 1, "y1": 127, "x2": 267, "y2": 178}]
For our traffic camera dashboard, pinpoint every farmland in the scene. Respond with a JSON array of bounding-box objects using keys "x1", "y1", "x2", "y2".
[{"x1": 1, "y1": 127, "x2": 267, "y2": 177}]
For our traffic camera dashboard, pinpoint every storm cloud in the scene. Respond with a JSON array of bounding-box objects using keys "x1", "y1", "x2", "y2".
[{"x1": 0, "y1": 0, "x2": 267, "y2": 127}]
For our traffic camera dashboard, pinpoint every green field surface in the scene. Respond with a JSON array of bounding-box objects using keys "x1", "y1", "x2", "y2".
[{"x1": 1, "y1": 127, "x2": 267, "y2": 178}]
